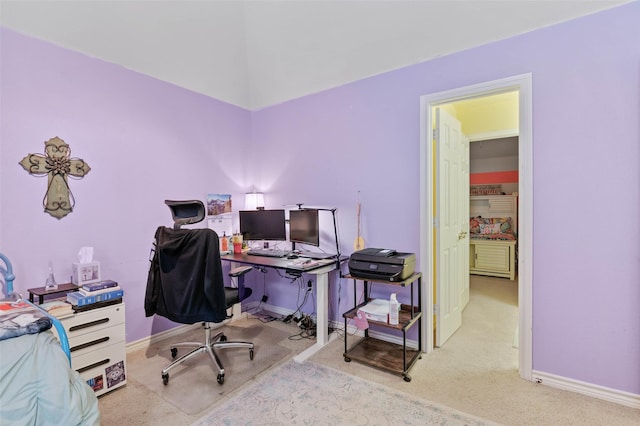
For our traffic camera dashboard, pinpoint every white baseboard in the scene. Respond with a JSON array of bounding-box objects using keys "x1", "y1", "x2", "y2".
[
  {"x1": 367, "y1": 329, "x2": 420, "y2": 350},
  {"x1": 130, "y1": 311, "x2": 637, "y2": 411},
  {"x1": 126, "y1": 303, "x2": 247, "y2": 354},
  {"x1": 532, "y1": 370, "x2": 640, "y2": 409},
  {"x1": 126, "y1": 322, "x2": 199, "y2": 353},
  {"x1": 246, "y1": 301, "x2": 420, "y2": 349},
  {"x1": 244, "y1": 301, "x2": 288, "y2": 318},
  {"x1": 246, "y1": 301, "x2": 423, "y2": 349}
]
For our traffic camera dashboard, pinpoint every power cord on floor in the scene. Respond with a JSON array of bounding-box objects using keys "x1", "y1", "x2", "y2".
[{"x1": 282, "y1": 278, "x2": 313, "y2": 324}]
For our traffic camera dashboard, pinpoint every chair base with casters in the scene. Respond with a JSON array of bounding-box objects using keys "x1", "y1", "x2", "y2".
[
  {"x1": 161, "y1": 250, "x2": 256, "y2": 386},
  {"x1": 161, "y1": 321, "x2": 254, "y2": 385}
]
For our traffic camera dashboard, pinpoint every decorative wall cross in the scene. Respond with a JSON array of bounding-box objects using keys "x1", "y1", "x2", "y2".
[{"x1": 19, "y1": 137, "x2": 91, "y2": 219}]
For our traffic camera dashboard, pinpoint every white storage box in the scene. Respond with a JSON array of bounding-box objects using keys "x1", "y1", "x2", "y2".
[{"x1": 358, "y1": 299, "x2": 389, "y2": 323}]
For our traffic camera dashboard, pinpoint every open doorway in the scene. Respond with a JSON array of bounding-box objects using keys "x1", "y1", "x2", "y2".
[
  {"x1": 419, "y1": 74, "x2": 533, "y2": 380},
  {"x1": 446, "y1": 94, "x2": 519, "y2": 365}
]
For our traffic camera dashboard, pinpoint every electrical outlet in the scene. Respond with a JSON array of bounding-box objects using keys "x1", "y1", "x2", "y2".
[{"x1": 261, "y1": 295, "x2": 268, "y2": 303}]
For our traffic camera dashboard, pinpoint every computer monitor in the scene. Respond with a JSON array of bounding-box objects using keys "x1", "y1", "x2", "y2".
[
  {"x1": 289, "y1": 209, "x2": 320, "y2": 247},
  {"x1": 239, "y1": 209, "x2": 286, "y2": 241}
]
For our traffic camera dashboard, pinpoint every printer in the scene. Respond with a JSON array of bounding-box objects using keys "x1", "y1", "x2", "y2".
[{"x1": 348, "y1": 248, "x2": 416, "y2": 282}]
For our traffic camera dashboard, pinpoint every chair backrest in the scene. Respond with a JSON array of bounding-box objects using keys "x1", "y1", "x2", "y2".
[
  {"x1": 164, "y1": 200, "x2": 205, "y2": 229},
  {"x1": 145, "y1": 200, "x2": 228, "y2": 324}
]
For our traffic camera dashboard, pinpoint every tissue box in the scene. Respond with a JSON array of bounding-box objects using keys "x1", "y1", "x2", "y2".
[{"x1": 72, "y1": 262, "x2": 101, "y2": 285}]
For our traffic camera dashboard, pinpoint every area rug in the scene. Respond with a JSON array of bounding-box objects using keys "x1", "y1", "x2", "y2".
[
  {"x1": 129, "y1": 323, "x2": 293, "y2": 415},
  {"x1": 192, "y1": 360, "x2": 498, "y2": 425}
]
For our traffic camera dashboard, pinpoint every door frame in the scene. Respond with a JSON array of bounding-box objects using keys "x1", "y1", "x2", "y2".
[{"x1": 419, "y1": 73, "x2": 533, "y2": 380}]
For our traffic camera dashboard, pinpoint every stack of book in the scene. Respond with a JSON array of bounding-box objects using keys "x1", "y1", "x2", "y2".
[
  {"x1": 39, "y1": 299, "x2": 74, "y2": 318},
  {"x1": 66, "y1": 280, "x2": 124, "y2": 309}
]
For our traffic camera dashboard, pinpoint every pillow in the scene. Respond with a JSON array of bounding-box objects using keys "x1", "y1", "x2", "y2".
[
  {"x1": 489, "y1": 217, "x2": 512, "y2": 233},
  {"x1": 479, "y1": 223, "x2": 502, "y2": 234},
  {"x1": 469, "y1": 216, "x2": 482, "y2": 234},
  {"x1": 470, "y1": 216, "x2": 514, "y2": 234}
]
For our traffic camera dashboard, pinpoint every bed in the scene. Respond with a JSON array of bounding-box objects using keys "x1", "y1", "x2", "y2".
[
  {"x1": 469, "y1": 195, "x2": 518, "y2": 280},
  {"x1": 0, "y1": 253, "x2": 100, "y2": 425}
]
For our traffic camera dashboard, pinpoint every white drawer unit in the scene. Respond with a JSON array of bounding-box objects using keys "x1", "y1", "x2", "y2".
[
  {"x1": 54, "y1": 302, "x2": 127, "y2": 396},
  {"x1": 469, "y1": 239, "x2": 516, "y2": 280}
]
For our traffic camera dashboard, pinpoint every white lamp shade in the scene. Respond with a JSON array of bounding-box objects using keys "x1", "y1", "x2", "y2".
[{"x1": 245, "y1": 192, "x2": 265, "y2": 210}]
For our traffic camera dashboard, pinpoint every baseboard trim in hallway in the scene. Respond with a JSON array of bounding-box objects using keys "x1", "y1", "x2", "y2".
[{"x1": 532, "y1": 370, "x2": 640, "y2": 409}]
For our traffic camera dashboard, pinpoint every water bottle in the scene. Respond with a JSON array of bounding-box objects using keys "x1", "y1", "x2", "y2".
[{"x1": 389, "y1": 293, "x2": 400, "y2": 325}]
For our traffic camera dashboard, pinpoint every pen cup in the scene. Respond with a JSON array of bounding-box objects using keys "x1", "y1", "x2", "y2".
[{"x1": 233, "y1": 233, "x2": 243, "y2": 254}]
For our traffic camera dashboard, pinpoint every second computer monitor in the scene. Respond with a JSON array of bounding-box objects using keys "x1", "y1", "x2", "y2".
[
  {"x1": 239, "y1": 209, "x2": 286, "y2": 241},
  {"x1": 289, "y1": 208, "x2": 320, "y2": 247}
]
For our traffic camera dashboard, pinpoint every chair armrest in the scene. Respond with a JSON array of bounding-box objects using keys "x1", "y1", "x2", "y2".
[{"x1": 229, "y1": 266, "x2": 253, "y2": 277}]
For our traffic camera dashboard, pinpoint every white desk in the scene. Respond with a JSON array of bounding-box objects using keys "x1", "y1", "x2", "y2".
[{"x1": 220, "y1": 253, "x2": 343, "y2": 362}]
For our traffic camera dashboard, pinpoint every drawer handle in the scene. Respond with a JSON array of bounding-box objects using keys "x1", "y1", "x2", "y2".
[
  {"x1": 77, "y1": 358, "x2": 111, "y2": 374},
  {"x1": 70, "y1": 336, "x2": 110, "y2": 353},
  {"x1": 69, "y1": 317, "x2": 109, "y2": 332}
]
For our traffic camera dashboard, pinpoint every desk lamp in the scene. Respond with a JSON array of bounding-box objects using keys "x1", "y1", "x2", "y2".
[{"x1": 245, "y1": 191, "x2": 265, "y2": 210}]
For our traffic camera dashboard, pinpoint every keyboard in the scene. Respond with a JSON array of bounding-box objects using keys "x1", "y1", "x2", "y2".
[{"x1": 246, "y1": 249, "x2": 289, "y2": 258}]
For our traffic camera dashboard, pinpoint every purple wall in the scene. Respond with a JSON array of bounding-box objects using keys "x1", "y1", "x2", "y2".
[
  {"x1": 252, "y1": 2, "x2": 639, "y2": 395},
  {"x1": 0, "y1": 28, "x2": 252, "y2": 343},
  {"x1": 2, "y1": 2, "x2": 639, "y2": 396}
]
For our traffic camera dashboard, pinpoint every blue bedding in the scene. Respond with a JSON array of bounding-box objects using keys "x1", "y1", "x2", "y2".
[
  {"x1": 0, "y1": 301, "x2": 52, "y2": 341},
  {"x1": 0, "y1": 313, "x2": 100, "y2": 425},
  {"x1": 1, "y1": 253, "x2": 98, "y2": 424}
]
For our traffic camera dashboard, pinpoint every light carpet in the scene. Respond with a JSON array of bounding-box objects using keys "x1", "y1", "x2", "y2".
[
  {"x1": 129, "y1": 323, "x2": 292, "y2": 415},
  {"x1": 193, "y1": 360, "x2": 499, "y2": 426}
]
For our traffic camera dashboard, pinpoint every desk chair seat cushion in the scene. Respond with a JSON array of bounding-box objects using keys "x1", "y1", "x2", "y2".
[
  {"x1": 224, "y1": 287, "x2": 239, "y2": 307},
  {"x1": 224, "y1": 286, "x2": 252, "y2": 308},
  {"x1": 145, "y1": 226, "x2": 228, "y2": 324}
]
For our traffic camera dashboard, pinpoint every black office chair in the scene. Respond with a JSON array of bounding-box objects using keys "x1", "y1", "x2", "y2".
[{"x1": 145, "y1": 200, "x2": 254, "y2": 385}]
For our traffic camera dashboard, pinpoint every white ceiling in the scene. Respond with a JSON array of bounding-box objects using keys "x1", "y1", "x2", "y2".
[{"x1": 0, "y1": 0, "x2": 630, "y2": 110}]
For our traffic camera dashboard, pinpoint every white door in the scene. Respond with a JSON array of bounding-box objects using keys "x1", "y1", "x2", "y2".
[{"x1": 435, "y1": 108, "x2": 470, "y2": 346}]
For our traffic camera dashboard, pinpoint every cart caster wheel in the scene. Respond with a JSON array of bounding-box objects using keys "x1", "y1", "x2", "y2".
[
  {"x1": 249, "y1": 348, "x2": 254, "y2": 360},
  {"x1": 219, "y1": 335, "x2": 227, "y2": 342},
  {"x1": 344, "y1": 357, "x2": 351, "y2": 362},
  {"x1": 170, "y1": 348, "x2": 178, "y2": 358},
  {"x1": 162, "y1": 373, "x2": 169, "y2": 385},
  {"x1": 217, "y1": 373, "x2": 225, "y2": 385},
  {"x1": 403, "y1": 375, "x2": 412, "y2": 382}
]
